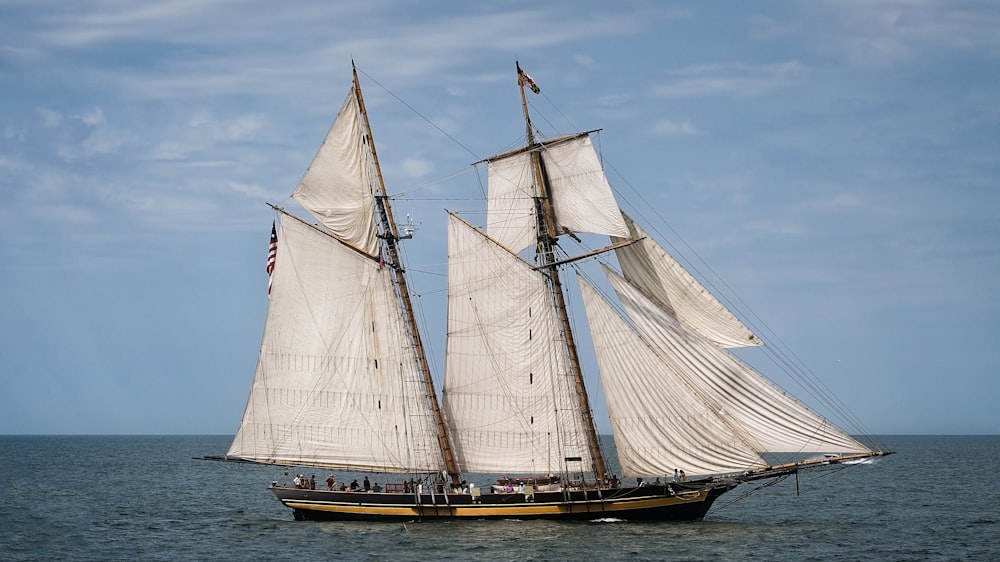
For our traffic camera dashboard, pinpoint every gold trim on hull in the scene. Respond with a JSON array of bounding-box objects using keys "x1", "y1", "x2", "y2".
[{"x1": 273, "y1": 485, "x2": 723, "y2": 522}]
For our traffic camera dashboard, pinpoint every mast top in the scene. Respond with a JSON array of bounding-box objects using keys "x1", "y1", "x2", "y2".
[{"x1": 516, "y1": 61, "x2": 541, "y2": 146}]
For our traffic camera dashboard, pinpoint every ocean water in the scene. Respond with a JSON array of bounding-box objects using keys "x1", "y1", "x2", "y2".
[{"x1": 0, "y1": 435, "x2": 997, "y2": 561}]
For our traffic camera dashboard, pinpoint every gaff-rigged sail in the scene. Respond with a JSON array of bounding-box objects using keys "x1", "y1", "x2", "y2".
[
  {"x1": 442, "y1": 214, "x2": 594, "y2": 474},
  {"x1": 226, "y1": 213, "x2": 445, "y2": 472}
]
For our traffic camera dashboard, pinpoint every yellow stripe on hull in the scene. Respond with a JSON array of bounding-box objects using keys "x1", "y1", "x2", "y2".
[{"x1": 280, "y1": 489, "x2": 709, "y2": 520}]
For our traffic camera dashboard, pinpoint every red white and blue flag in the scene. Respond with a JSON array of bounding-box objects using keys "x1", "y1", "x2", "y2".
[{"x1": 266, "y1": 222, "x2": 277, "y2": 295}]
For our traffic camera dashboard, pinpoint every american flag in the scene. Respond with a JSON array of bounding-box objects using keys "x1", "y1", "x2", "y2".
[{"x1": 266, "y1": 222, "x2": 277, "y2": 295}]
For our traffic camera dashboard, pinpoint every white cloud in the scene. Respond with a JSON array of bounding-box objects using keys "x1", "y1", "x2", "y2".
[
  {"x1": 596, "y1": 92, "x2": 635, "y2": 108},
  {"x1": 34, "y1": 203, "x2": 99, "y2": 224},
  {"x1": 82, "y1": 128, "x2": 127, "y2": 156},
  {"x1": 49, "y1": 107, "x2": 130, "y2": 160},
  {"x1": 147, "y1": 110, "x2": 266, "y2": 162},
  {"x1": 38, "y1": 108, "x2": 63, "y2": 128},
  {"x1": 33, "y1": 0, "x2": 232, "y2": 48},
  {"x1": 572, "y1": 54, "x2": 598, "y2": 69},
  {"x1": 745, "y1": 219, "x2": 804, "y2": 237},
  {"x1": 186, "y1": 110, "x2": 264, "y2": 140},
  {"x1": 225, "y1": 180, "x2": 272, "y2": 201},
  {"x1": 0, "y1": 152, "x2": 29, "y2": 171},
  {"x1": 149, "y1": 140, "x2": 189, "y2": 161},
  {"x1": 651, "y1": 119, "x2": 700, "y2": 136},
  {"x1": 400, "y1": 156, "x2": 435, "y2": 179},
  {"x1": 808, "y1": 193, "x2": 867, "y2": 213},
  {"x1": 224, "y1": 115, "x2": 265, "y2": 140},
  {"x1": 747, "y1": 15, "x2": 796, "y2": 41},
  {"x1": 79, "y1": 107, "x2": 105, "y2": 126},
  {"x1": 797, "y1": 1, "x2": 1000, "y2": 65},
  {"x1": 650, "y1": 61, "x2": 808, "y2": 98},
  {"x1": 4, "y1": 125, "x2": 26, "y2": 142}
]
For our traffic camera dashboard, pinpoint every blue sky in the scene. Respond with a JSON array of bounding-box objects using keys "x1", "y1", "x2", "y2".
[{"x1": 2, "y1": 1, "x2": 997, "y2": 436}]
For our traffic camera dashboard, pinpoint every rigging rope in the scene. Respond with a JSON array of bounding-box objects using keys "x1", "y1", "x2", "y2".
[
  {"x1": 356, "y1": 67, "x2": 479, "y2": 161},
  {"x1": 708, "y1": 474, "x2": 791, "y2": 514},
  {"x1": 601, "y1": 157, "x2": 886, "y2": 453}
]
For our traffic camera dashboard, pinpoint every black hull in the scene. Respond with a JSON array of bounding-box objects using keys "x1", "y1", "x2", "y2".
[{"x1": 270, "y1": 482, "x2": 735, "y2": 522}]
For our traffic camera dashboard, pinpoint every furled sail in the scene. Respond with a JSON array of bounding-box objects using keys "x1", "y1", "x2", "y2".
[
  {"x1": 227, "y1": 213, "x2": 445, "y2": 472},
  {"x1": 595, "y1": 265, "x2": 871, "y2": 475},
  {"x1": 486, "y1": 134, "x2": 629, "y2": 253},
  {"x1": 442, "y1": 214, "x2": 594, "y2": 474},
  {"x1": 292, "y1": 87, "x2": 379, "y2": 255},
  {"x1": 614, "y1": 215, "x2": 760, "y2": 348}
]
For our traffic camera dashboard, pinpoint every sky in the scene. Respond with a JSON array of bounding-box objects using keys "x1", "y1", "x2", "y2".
[{"x1": 1, "y1": 0, "x2": 998, "y2": 436}]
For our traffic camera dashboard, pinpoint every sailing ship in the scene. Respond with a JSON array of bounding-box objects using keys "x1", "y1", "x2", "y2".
[{"x1": 217, "y1": 62, "x2": 890, "y2": 522}]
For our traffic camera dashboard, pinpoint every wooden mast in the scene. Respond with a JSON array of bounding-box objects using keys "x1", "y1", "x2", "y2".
[
  {"x1": 352, "y1": 63, "x2": 461, "y2": 486},
  {"x1": 515, "y1": 62, "x2": 609, "y2": 486}
]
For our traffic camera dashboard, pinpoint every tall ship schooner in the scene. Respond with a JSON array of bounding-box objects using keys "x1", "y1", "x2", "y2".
[{"x1": 216, "y1": 62, "x2": 890, "y2": 522}]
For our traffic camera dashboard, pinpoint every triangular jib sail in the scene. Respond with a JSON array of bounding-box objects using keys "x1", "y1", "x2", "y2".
[
  {"x1": 580, "y1": 266, "x2": 871, "y2": 478},
  {"x1": 579, "y1": 274, "x2": 766, "y2": 476},
  {"x1": 613, "y1": 214, "x2": 761, "y2": 348}
]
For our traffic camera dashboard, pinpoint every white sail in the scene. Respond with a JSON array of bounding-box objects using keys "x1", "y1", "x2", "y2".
[
  {"x1": 580, "y1": 275, "x2": 767, "y2": 477},
  {"x1": 603, "y1": 266, "x2": 871, "y2": 463},
  {"x1": 614, "y1": 215, "x2": 760, "y2": 348},
  {"x1": 292, "y1": 87, "x2": 379, "y2": 255},
  {"x1": 442, "y1": 214, "x2": 594, "y2": 474},
  {"x1": 227, "y1": 213, "x2": 444, "y2": 472},
  {"x1": 484, "y1": 151, "x2": 535, "y2": 253},
  {"x1": 487, "y1": 134, "x2": 629, "y2": 253}
]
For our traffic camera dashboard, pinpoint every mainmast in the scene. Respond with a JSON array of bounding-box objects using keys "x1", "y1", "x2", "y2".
[
  {"x1": 352, "y1": 63, "x2": 461, "y2": 486},
  {"x1": 516, "y1": 62, "x2": 609, "y2": 485}
]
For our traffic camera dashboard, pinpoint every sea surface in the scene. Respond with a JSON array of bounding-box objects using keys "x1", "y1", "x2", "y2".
[{"x1": 0, "y1": 435, "x2": 997, "y2": 561}]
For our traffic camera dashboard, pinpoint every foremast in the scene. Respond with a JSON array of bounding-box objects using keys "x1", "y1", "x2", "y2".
[
  {"x1": 351, "y1": 63, "x2": 461, "y2": 487},
  {"x1": 516, "y1": 62, "x2": 609, "y2": 485}
]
